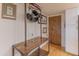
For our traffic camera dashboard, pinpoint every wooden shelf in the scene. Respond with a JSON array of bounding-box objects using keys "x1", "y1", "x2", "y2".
[
  {"x1": 40, "y1": 49, "x2": 49, "y2": 56},
  {"x1": 12, "y1": 37, "x2": 48, "y2": 56}
]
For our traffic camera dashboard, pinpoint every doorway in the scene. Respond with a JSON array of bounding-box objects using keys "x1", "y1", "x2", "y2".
[{"x1": 49, "y1": 15, "x2": 61, "y2": 46}]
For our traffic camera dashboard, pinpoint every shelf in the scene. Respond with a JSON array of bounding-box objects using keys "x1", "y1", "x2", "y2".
[
  {"x1": 12, "y1": 37, "x2": 48, "y2": 56},
  {"x1": 40, "y1": 49, "x2": 49, "y2": 56}
]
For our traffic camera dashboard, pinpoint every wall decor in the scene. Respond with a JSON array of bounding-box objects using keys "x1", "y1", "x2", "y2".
[
  {"x1": 43, "y1": 27, "x2": 47, "y2": 33},
  {"x1": 38, "y1": 15, "x2": 47, "y2": 24},
  {"x1": 2, "y1": 3, "x2": 16, "y2": 20}
]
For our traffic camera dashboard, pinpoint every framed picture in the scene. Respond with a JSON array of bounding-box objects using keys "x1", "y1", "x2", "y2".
[
  {"x1": 43, "y1": 27, "x2": 47, "y2": 33},
  {"x1": 2, "y1": 3, "x2": 16, "y2": 20},
  {"x1": 38, "y1": 15, "x2": 47, "y2": 24}
]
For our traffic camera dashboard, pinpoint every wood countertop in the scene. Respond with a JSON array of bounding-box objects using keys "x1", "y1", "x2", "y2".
[{"x1": 12, "y1": 37, "x2": 48, "y2": 56}]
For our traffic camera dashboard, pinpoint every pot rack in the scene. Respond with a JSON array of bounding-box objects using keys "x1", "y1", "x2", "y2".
[{"x1": 12, "y1": 3, "x2": 50, "y2": 56}]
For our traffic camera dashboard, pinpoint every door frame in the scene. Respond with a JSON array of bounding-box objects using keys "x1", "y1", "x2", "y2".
[
  {"x1": 78, "y1": 15, "x2": 79, "y2": 56},
  {"x1": 48, "y1": 13, "x2": 65, "y2": 49}
]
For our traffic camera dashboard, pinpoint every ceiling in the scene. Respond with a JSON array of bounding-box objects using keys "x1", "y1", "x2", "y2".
[{"x1": 37, "y1": 3, "x2": 79, "y2": 16}]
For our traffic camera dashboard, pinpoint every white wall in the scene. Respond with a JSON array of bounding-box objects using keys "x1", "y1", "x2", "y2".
[
  {"x1": 48, "y1": 12, "x2": 65, "y2": 47},
  {"x1": 27, "y1": 20, "x2": 40, "y2": 40},
  {"x1": 65, "y1": 8, "x2": 79, "y2": 55},
  {"x1": 0, "y1": 3, "x2": 25, "y2": 56}
]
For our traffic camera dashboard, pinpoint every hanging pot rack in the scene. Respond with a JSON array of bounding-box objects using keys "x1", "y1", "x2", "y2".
[{"x1": 12, "y1": 3, "x2": 50, "y2": 56}]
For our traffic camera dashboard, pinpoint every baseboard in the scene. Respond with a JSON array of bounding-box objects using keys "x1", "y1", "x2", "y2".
[{"x1": 64, "y1": 51, "x2": 78, "y2": 56}]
